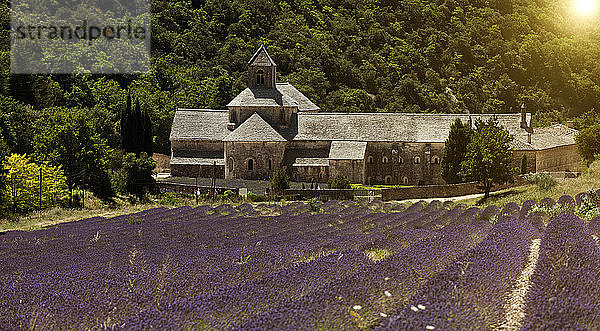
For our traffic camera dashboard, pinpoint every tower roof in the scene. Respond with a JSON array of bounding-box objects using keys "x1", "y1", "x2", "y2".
[
  {"x1": 248, "y1": 45, "x2": 277, "y2": 67},
  {"x1": 224, "y1": 113, "x2": 286, "y2": 142}
]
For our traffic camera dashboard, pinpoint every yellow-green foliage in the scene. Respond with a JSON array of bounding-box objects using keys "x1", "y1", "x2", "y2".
[{"x1": 4, "y1": 154, "x2": 68, "y2": 212}]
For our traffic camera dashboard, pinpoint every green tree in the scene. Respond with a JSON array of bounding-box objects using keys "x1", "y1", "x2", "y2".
[
  {"x1": 269, "y1": 168, "x2": 290, "y2": 190},
  {"x1": 327, "y1": 174, "x2": 351, "y2": 189},
  {"x1": 3, "y1": 153, "x2": 68, "y2": 213},
  {"x1": 442, "y1": 118, "x2": 473, "y2": 184},
  {"x1": 325, "y1": 88, "x2": 375, "y2": 113},
  {"x1": 33, "y1": 107, "x2": 113, "y2": 200},
  {"x1": 575, "y1": 124, "x2": 600, "y2": 165},
  {"x1": 520, "y1": 154, "x2": 528, "y2": 175},
  {"x1": 460, "y1": 118, "x2": 516, "y2": 199},
  {"x1": 122, "y1": 152, "x2": 156, "y2": 200}
]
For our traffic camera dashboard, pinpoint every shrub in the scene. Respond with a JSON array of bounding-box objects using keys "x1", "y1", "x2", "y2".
[
  {"x1": 269, "y1": 168, "x2": 290, "y2": 190},
  {"x1": 3, "y1": 154, "x2": 68, "y2": 213},
  {"x1": 159, "y1": 192, "x2": 183, "y2": 206},
  {"x1": 327, "y1": 174, "x2": 351, "y2": 189},
  {"x1": 525, "y1": 172, "x2": 557, "y2": 191},
  {"x1": 247, "y1": 191, "x2": 268, "y2": 202},
  {"x1": 575, "y1": 189, "x2": 600, "y2": 220}
]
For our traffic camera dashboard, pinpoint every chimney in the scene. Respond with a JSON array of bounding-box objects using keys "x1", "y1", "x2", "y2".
[
  {"x1": 567, "y1": 120, "x2": 574, "y2": 129},
  {"x1": 520, "y1": 103, "x2": 528, "y2": 129}
]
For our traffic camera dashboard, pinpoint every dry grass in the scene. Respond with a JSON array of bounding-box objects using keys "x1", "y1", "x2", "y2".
[
  {"x1": 0, "y1": 193, "x2": 198, "y2": 233},
  {"x1": 464, "y1": 161, "x2": 600, "y2": 208}
]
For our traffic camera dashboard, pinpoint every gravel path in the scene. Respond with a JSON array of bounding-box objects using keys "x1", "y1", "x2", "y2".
[{"x1": 500, "y1": 238, "x2": 542, "y2": 330}]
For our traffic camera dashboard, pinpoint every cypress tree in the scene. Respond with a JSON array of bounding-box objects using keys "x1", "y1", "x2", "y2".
[
  {"x1": 441, "y1": 118, "x2": 473, "y2": 184},
  {"x1": 121, "y1": 89, "x2": 132, "y2": 152},
  {"x1": 133, "y1": 98, "x2": 143, "y2": 155},
  {"x1": 142, "y1": 109, "x2": 153, "y2": 155}
]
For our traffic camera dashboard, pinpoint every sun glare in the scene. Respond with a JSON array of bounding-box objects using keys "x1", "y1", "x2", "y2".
[{"x1": 574, "y1": 0, "x2": 598, "y2": 17}]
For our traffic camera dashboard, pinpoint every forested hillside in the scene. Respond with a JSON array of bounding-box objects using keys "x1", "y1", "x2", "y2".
[{"x1": 0, "y1": 0, "x2": 599, "y2": 162}]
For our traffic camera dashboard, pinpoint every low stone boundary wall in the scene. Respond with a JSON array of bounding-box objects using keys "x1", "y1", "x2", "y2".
[
  {"x1": 267, "y1": 188, "x2": 356, "y2": 201},
  {"x1": 156, "y1": 182, "x2": 238, "y2": 196},
  {"x1": 381, "y1": 176, "x2": 528, "y2": 201}
]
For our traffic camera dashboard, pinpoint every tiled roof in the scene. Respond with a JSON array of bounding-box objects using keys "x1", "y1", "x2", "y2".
[
  {"x1": 248, "y1": 45, "x2": 276, "y2": 66},
  {"x1": 170, "y1": 157, "x2": 225, "y2": 166},
  {"x1": 294, "y1": 113, "x2": 530, "y2": 142},
  {"x1": 276, "y1": 83, "x2": 320, "y2": 111},
  {"x1": 510, "y1": 137, "x2": 535, "y2": 151},
  {"x1": 227, "y1": 87, "x2": 298, "y2": 108},
  {"x1": 329, "y1": 141, "x2": 368, "y2": 159},
  {"x1": 530, "y1": 124, "x2": 578, "y2": 150},
  {"x1": 226, "y1": 83, "x2": 320, "y2": 111},
  {"x1": 169, "y1": 109, "x2": 230, "y2": 141},
  {"x1": 223, "y1": 113, "x2": 287, "y2": 142},
  {"x1": 292, "y1": 158, "x2": 330, "y2": 167}
]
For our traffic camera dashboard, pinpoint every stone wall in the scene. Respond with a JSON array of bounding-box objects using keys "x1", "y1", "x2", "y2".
[
  {"x1": 171, "y1": 140, "x2": 223, "y2": 158},
  {"x1": 171, "y1": 164, "x2": 225, "y2": 178},
  {"x1": 364, "y1": 142, "x2": 443, "y2": 186},
  {"x1": 225, "y1": 141, "x2": 286, "y2": 180},
  {"x1": 292, "y1": 165, "x2": 329, "y2": 183},
  {"x1": 330, "y1": 159, "x2": 365, "y2": 184},
  {"x1": 230, "y1": 106, "x2": 296, "y2": 128},
  {"x1": 536, "y1": 145, "x2": 582, "y2": 173},
  {"x1": 513, "y1": 150, "x2": 537, "y2": 174}
]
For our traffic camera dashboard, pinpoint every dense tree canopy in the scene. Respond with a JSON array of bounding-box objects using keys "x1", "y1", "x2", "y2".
[{"x1": 0, "y1": 0, "x2": 599, "y2": 203}]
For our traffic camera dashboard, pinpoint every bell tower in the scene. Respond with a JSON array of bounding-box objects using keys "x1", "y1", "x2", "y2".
[{"x1": 248, "y1": 45, "x2": 276, "y2": 89}]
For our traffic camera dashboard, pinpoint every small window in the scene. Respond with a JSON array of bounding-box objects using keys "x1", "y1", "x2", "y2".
[
  {"x1": 382, "y1": 156, "x2": 389, "y2": 164},
  {"x1": 268, "y1": 159, "x2": 273, "y2": 171},
  {"x1": 228, "y1": 157, "x2": 234, "y2": 171},
  {"x1": 247, "y1": 158, "x2": 254, "y2": 171},
  {"x1": 403, "y1": 177, "x2": 409, "y2": 185},
  {"x1": 368, "y1": 156, "x2": 374, "y2": 164},
  {"x1": 385, "y1": 175, "x2": 392, "y2": 184},
  {"x1": 256, "y1": 69, "x2": 265, "y2": 85},
  {"x1": 414, "y1": 156, "x2": 421, "y2": 164},
  {"x1": 432, "y1": 156, "x2": 440, "y2": 164}
]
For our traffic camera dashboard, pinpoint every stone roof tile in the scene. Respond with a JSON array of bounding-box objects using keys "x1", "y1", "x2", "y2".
[
  {"x1": 223, "y1": 113, "x2": 287, "y2": 142},
  {"x1": 531, "y1": 124, "x2": 578, "y2": 150},
  {"x1": 294, "y1": 113, "x2": 529, "y2": 143},
  {"x1": 170, "y1": 109, "x2": 230, "y2": 141},
  {"x1": 329, "y1": 141, "x2": 368, "y2": 159}
]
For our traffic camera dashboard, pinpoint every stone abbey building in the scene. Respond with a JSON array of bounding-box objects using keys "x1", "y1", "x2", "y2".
[{"x1": 170, "y1": 46, "x2": 581, "y2": 185}]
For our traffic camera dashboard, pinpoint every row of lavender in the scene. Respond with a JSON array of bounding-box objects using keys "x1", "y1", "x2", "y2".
[{"x1": 0, "y1": 194, "x2": 600, "y2": 329}]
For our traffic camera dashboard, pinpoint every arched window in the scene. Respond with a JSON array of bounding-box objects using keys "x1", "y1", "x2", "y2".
[
  {"x1": 414, "y1": 156, "x2": 421, "y2": 164},
  {"x1": 382, "y1": 156, "x2": 389, "y2": 164},
  {"x1": 228, "y1": 157, "x2": 234, "y2": 171},
  {"x1": 385, "y1": 175, "x2": 392, "y2": 184},
  {"x1": 432, "y1": 156, "x2": 440, "y2": 164},
  {"x1": 247, "y1": 158, "x2": 254, "y2": 171},
  {"x1": 256, "y1": 69, "x2": 265, "y2": 85},
  {"x1": 403, "y1": 177, "x2": 409, "y2": 185},
  {"x1": 368, "y1": 156, "x2": 374, "y2": 164},
  {"x1": 268, "y1": 159, "x2": 273, "y2": 171}
]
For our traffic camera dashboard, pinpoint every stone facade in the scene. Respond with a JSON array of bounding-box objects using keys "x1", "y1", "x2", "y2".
[
  {"x1": 170, "y1": 46, "x2": 582, "y2": 185},
  {"x1": 225, "y1": 141, "x2": 285, "y2": 180}
]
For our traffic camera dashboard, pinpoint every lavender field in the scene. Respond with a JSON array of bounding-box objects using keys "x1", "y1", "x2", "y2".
[{"x1": 1, "y1": 197, "x2": 599, "y2": 330}]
